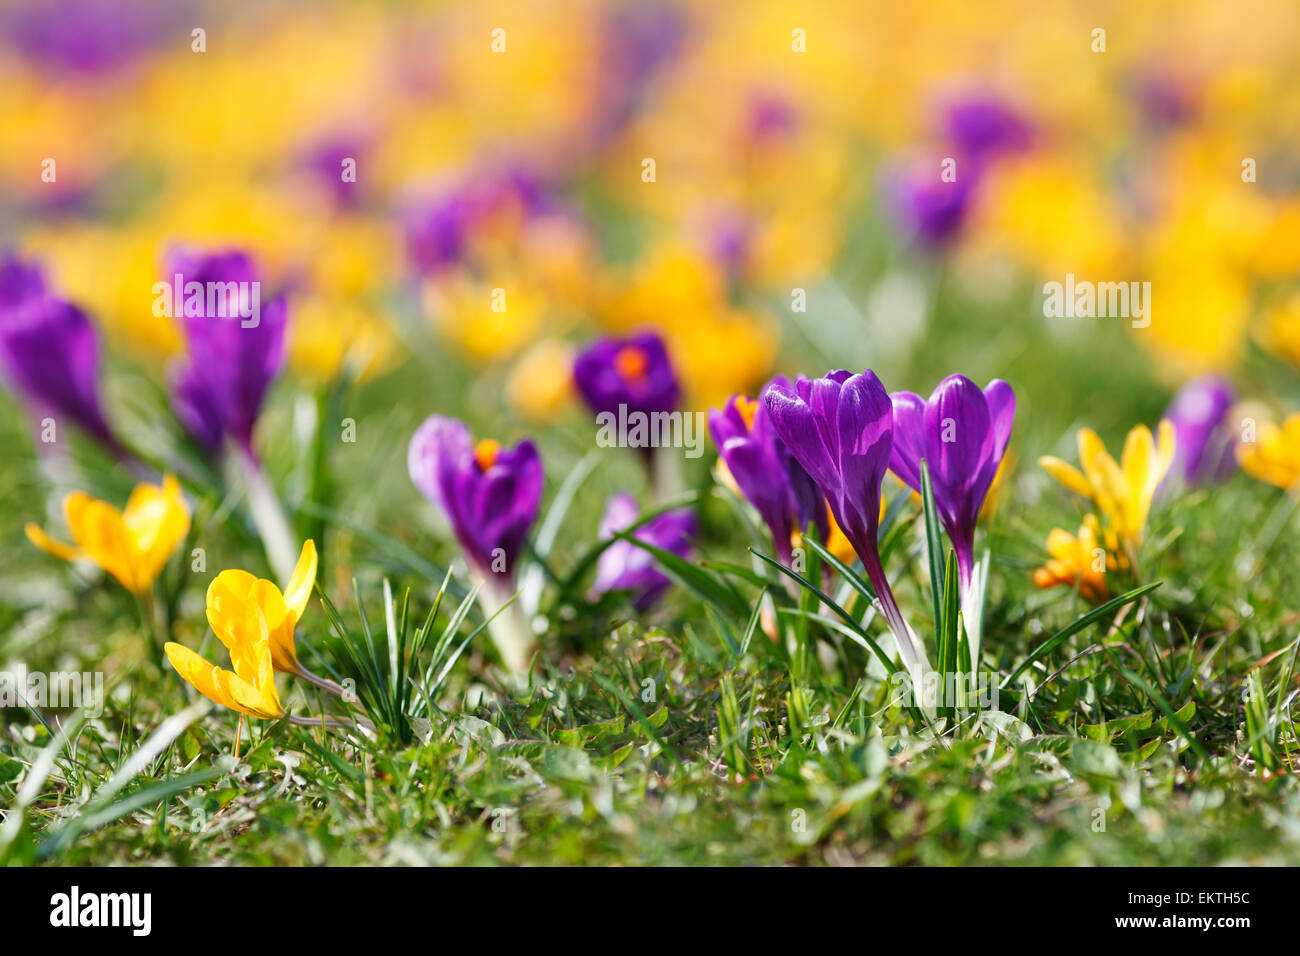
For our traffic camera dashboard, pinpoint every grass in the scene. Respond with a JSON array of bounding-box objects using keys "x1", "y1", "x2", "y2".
[{"x1": 2, "y1": 268, "x2": 1299, "y2": 867}]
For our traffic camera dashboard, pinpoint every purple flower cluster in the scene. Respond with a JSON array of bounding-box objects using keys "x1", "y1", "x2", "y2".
[{"x1": 707, "y1": 367, "x2": 1018, "y2": 675}]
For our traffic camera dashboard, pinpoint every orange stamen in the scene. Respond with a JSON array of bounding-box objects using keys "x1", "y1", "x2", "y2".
[
  {"x1": 735, "y1": 396, "x2": 758, "y2": 430},
  {"x1": 474, "y1": 438, "x2": 501, "y2": 471},
  {"x1": 614, "y1": 345, "x2": 650, "y2": 384}
]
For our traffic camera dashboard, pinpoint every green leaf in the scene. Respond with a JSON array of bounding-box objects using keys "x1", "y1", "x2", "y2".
[
  {"x1": 920, "y1": 460, "x2": 946, "y2": 634},
  {"x1": 617, "y1": 532, "x2": 750, "y2": 619},
  {"x1": 1006, "y1": 581, "x2": 1162, "y2": 687},
  {"x1": 749, "y1": 548, "x2": 895, "y2": 676}
]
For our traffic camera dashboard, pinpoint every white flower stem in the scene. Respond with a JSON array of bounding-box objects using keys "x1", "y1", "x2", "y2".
[
  {"x1": 477, "y1": 579, "x2": 536, "y2": 677},
  {"x1": 232, "y1": 446, "x2": 298, "y2": 582}
]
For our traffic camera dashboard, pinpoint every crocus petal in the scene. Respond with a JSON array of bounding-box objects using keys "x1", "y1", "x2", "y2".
[
  {"x1": 24, "y1": 523, "x2": 81, "y2": 562},
  {"x1": 282, "y1": 539, "x2": 318, "y2": 623},
  {"x1": 834, "y1": 371, "x2": 894, "y2": 539},
  {"x1": 762, "y1": 376, "x2": 841, "y2": 495},
  {"x1": 64, "y1": 492, "x2": 138, "y2": 592},
  {"x1": 207, "y1": 569, "x2": 261, "y2": 654},
  {"x1": 165, "y1": 641, "x2": 283, "y2": 720},
  {"x1": 1122, "y1": 424, "x2": 1156, "y2": 525},
  {"x1": 1038, "y1": 455, "x2": 1094, "y2": 498},
  {"x1": 591, "y1": 492, "x2": 696, "y2": 610},
  {"x1": 888, "y1": 390, "x2": 927, "y2": 492},
  {"x1": 121, "y1": 475, "x2": 191, "y2": 587},
  {"x1": 925, "y1": 375, "x2": 992, "y2": 497},
  {"x1": 983, "y1": 380, "x2": 1016, "y2": 471}
]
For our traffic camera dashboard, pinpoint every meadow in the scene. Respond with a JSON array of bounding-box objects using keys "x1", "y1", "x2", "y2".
[{"x1": 1, "y1": 0, "x2": 1299, "y2": 867}]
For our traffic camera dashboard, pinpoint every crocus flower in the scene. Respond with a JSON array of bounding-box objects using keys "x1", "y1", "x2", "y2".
[
  {"x1": 25, "y1": 475, "x2": 190, "y2": 595},
  {"x1": 762, "y1": 370, "x2": 928, "y2": 685},
  {"x1": 886, "y1": 164, "x2": 975, "y2": 247},
  {"x1": 0, "y1": 254, "x2": 121, "y2": 452},
  {"x1": 1032, "y1": 514, "x2": 1114, "y2": 604},
  {"x1": 944, "y1": 94, "x2": 1031, "y2": 163},
  {"x1": 207, "y1": 540, "x2": 317, "y2": 677},
  {"x1": 889, "y1": 375, "x2": 1015, "y2": 591},
  {"x1": 709, "y1": 386, "x2": 826, "y2": 563},
  {"x1": 9, "y1": 0, "x2": 168, "y2": 75},
  {"x1": 408, "y1": 416, "x2": 542, "y2": 585},
  {"x1": 572, "y1": 331, "x2": 680, "y2": 421},
  {"x1": 590, "y1": 492, "x2": 695, "y2": 611},
  {"x1": 165, "y1": 630, "x2": 284, "y2": 721},
  {"x1": 409, "y1": 416, "x2": 543, "y2": 674},
  {"x1": 166, "y1": 248, "x2": 287, "y2": 459},
  {"x1": 1039, "y1": 421, "x2": 1175, "y2": 556},
  {"x1": 1237, "y1": 413, "x2": 1300, "y2": 491},
  {"x1": 1165, "y1": 375, "x2": 1236, "y2": 485}
]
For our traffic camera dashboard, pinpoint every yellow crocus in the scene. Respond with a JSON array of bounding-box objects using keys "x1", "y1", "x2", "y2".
[
  {"x1": 25, "y1": 476, "x2": 191, "y2": 595},
  {"x1": 165, "y1": 611, "x2": 284, "y2": 720},
  {"x1": 206, "y1": 540, "x2": 317, "y2": 676},
  {"x1": 1032, "y1": 514, "x2": 1116, "y2": 605},
  {"x1": 1237, "y1": 414, "x2": 1300, "y2": 491},
  {"x1": 506, "y1": 338, "x2": 576, "y2": 422},
  {"x1": 1038, "y1": 421, "x2": 1175, "y2": 551}
]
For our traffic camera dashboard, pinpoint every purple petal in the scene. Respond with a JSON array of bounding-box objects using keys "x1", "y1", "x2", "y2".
[{"x1": 888, "y1": 390, "x2": 927, "y2": 492}]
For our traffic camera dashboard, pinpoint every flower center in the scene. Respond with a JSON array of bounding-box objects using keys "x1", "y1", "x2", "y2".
[
  {"x1": 474, "y1": 438, "x2": 501, "y2": 471},
  {"x1": 614, "y1": 345, "x2": 650, "y2": 384},
  {"x1": 735, "y1": 395, "x2": 758, "y2": 430}
]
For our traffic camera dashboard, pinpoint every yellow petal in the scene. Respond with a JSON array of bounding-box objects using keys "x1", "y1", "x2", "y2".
[
  {"x1": 1077, "y1": 428, "x2": 1110, "y2": 483},
  {"x1": 281, "y1": 540, "x2": 317, "y2": 625},
  {"x1": 207, "y1": 569, "x2": 260, "y2": 654},
  {"x1": 251, "y1": 577, "x2": 300, "y2": 673},
  {"x1": 165, "y1": 642, "x2": 283, "y2": 720},
  {"x1": 25, "y1": 523, "x2": 82, "y2": 562},
  {"x1": 1045, "y1": 527, "x2": 1077, "y2": 560},
  {"x1": 122, "y1": 475, "x2": 191, "y2": 588},
  {"x1": 64, "y1": 493, "x2": 140, "y2": 593},
  {"x1": 1037, "y1": 456, "x2": 1093, "y2": 498},
  {"x1": 1122, "y1": 424, "x2": 1155, "y2": 532}
]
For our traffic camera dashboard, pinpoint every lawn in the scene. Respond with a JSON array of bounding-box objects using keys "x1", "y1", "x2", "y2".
[{"x1": 1, "y1": 0, "x2": 1299, "y2": 868}]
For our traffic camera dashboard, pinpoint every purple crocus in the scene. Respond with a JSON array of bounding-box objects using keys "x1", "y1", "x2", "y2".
[
  {"x1": 8, "y1": 0, "x2": 170, "y2": 75},
  {"x1": 404, "y1": 166, "x2": 559, "y2": 277},
  {"x1": 1165, "y1": 375, "x2": 1236, "y2": 485},
  {"x1": 944, "y1": 94, "x2": 1031, "y2": 163},
  {"x1": 709, "y1": 384, "x2": 826, "y2": 563},
  {"x1": 573, "y1": 330, "x2": 680, "y2": 420},
  {"x1": 886, "y1": 164, "x2": 976, "y2": 248},
  {"x1": 0, "y1": 253, "x2": 120, "y2": 452},
  {"x1": 408, "y1": 415, "x2": 543, "y2": 588},
  {"x1": 165, "y1": 248, "x2": 287, "y2": 459},
  {"x1": 889, "y1": 375, "x2": 1015, "y2": 590},
  {"x1": 762, "y1": 370, "x2": 927, "y2": 682},
  {"x1": 590, "y1": 492, "x2": 696, "y2": 611}
]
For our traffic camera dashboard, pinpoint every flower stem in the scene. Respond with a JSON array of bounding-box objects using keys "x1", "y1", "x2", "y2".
[
  {"x1": 232, "y1": 446, "x2": 298, "y2": 582},
  {"x1": 477, "y1": 580, "x2": 536, "y2": 677}
]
